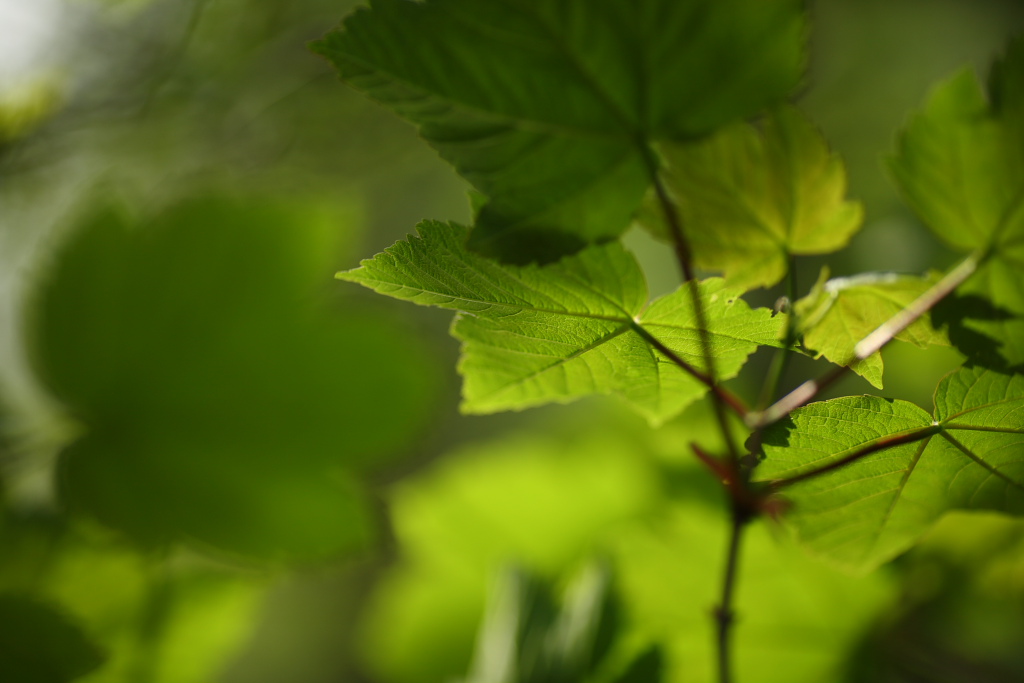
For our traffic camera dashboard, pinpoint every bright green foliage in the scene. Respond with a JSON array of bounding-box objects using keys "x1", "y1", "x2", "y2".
[
  {"x1": 794, "y1": 269, "x2": 949, "y2": 388},
  {"x1": 0, "y1": 594, "x2": 105, "y2": 683},
  {"x1": 459, "y1": 564, "x2": 656, "y2": 683},
  {"x1": 890, "y1": 39, "x2": 1024, "y2": 366},
  {"x1": 638, "y1": 108, "x2": 862, "y2": 291},
  {"x1": 313, "y1": 0, "x2": 805, "y2": 262},
  {"x1": 357, "y1": 429, "x2": 661, "y2": 683},
  {"x1": 757, "y1": 366, "x2": 1024, "y2": 573},
  {"x1": 31, "y1": 196, "x2": 440, "y2": 562},
  {"x1": 0, "y1": 516, "x2": 265, "y2": 683},
  {"x1": 340, "y1": 221, "x2": 784, "y2": 424},
  {"x1": 359, "y1": 421, "x2": 894, "y2": 683}
]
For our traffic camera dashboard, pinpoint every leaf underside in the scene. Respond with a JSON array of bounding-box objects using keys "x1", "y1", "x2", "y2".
[
  {"x1": 794, "y1": 270, "x2": 949, "y2": 388},
  {"x1": 340, "y1": 221, "x2": 784, "y2": 424},
  {"x1": 313, "y1": 0, "x2": 805, "y2": 262},
  {"x1": 756, "y1": 365, "x2": 1024, "y2": 573}
]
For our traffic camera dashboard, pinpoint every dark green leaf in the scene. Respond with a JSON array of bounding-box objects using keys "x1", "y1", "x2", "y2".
[
  {"x1": 31, "y1": 196, "x2": 440, "y2": 562},
  {"x1": 0, "y1": 594, "x2": 105, "y2": 683},
  {"x1": 313, "y1": 0, "x2": 805, "y2": 261}
]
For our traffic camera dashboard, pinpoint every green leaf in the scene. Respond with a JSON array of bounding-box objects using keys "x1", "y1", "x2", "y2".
[
  {"x1": 340, "y1": 222, "x2": 784, "y2": 424},
  {"x1": 31, "y1": 196, "x2": 441, "y2": 562},
  {"x1": 0, "y1": 594, "x2": 105, "y2": 683},
  {"x1": 889, "y1": 39, "x2": 1024, "y2": 366},
  {"x1": 313, "y1": 0, "x2": 805, "y2": 262},
  {"x1": 756, "y1": 365, "x2": 1024, "y2": 573},
  {"x1": 794, "y1": 269, "x2": 949, "y2": 388},
  {"x1": 637, "y1": 107, "x2": 862, "y2": 290}
]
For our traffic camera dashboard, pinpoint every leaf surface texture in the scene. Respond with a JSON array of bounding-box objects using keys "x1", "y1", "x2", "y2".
[
  {"x1": 340, "y1": 222, "x2": 784, "y2": 424},
  {"x1": 756, "y1": 366, "x2": 1024, "y2": 572},
  {"x1": 314, "y1": 0, "x2": 805, "y2": 261}
]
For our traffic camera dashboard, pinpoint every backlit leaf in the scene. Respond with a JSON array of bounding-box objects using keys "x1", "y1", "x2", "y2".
[
  {"x1": 756, "y1": 366, "x2": 1024, "y2": 573},
  {"x1": 340, "y1": 221, "x2": 784, "y2": 424},
  {"x1": 794, "y1": 269, "x2": 949, "y2": 388},
  {"x1": 637, "y1": 107, "x2": 862, "y2": 290},
  {"x1": 313, "y1": 0, "x2": 805, "y2": 262}
]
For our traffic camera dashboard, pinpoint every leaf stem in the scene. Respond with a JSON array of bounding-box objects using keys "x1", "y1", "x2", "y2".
[
  {"x1": 630, "y1": 323, "x2": 749, "y2": 417},
  {"x1": 715, "y1": 509, "x2": 748, "y2": 683},
  {"x1": 770, "y1": 425, "x2": 941, "y2": 489},
  {"x1": 748, "y1": 252, "x2": 982, "y2": 429},
  {"x1": 639, "y1": 144, "x2": 741, "y2": 460}
]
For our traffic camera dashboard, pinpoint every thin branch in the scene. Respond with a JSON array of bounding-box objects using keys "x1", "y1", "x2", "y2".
[
  {"x1": 639, "y1": 144, "x2": 741, "y2": 459},
  {"x1": 748, "y1": 252, "x2": 983, "y2": 429},
  {"x1": 715, "y1": 511, "x2": 748, "y2": 683},
  {"x1": 770, "y1": 425, "x2": 941, "y2": 489}
]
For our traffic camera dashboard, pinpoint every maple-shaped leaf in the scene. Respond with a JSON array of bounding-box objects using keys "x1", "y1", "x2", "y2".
[
  {"x1": 340, "y1": 222, "x2": 784, "y2": 424},
  {"x1": 890, "y1": 38, "x2": 1024, "y2": 366},
  {"x1": 313, "y1": 0, "x2": 805, "y2": 262},
  {"x1": 636, "y1": 107, "x2": 862, "y2": 291},
  {"x1": 755, "y1": 365, "x2": 1024, "y2": 573},
  {"x1": 794, "y1": 269, "x2": 949, "y2": 388}
]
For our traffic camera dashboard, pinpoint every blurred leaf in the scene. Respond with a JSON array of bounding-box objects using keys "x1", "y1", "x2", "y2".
[
  {"x1": 30, "y1": 195, "x2": 441, "y2": 562},
  {"x1": 358, "y1": 429, "x2": 661, "y2": 683},
  {"x1": 638, "y1": 107, "x2": 862, "y2": 291},
  {"x1": 889, "y1": 38, "x2": 1024, "y2": 367},
  {"x1": 460, "y1": 563, "x2": 618, "y2": 683},
  {"x1": 340, "y1": 221, "x2": 783, "y2": 424},
  {"x1": 313, "y1": 0, "x2": 805, "y2": 262},
  {"x1": 756, "y1": 366, "x2": 1024, "y2": 573},
  {"x1": 794, "y1": 269, "x2": 949, "y2": 388},
  {"x1": 0, "y1": 593, "x2": 105, "y2": 683},
  {"x1": 0, "y1": 516, "x2": 267, "y2": 683},
  {"x1": 610, "y1": 500, "x2": 894, "y2": 683}
]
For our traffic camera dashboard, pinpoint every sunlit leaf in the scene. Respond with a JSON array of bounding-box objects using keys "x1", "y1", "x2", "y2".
[
  {"x1": 794, "y1": 269, "x2": 949, "y2": 388},
  {"x1": 890, "y1": 39, "x2": 1024, "y2": 366},
  {"x1": 313, "y1": 0, "x2": 805, "y2": 262},
  {"x1": 340, "y1": 221, "x2": 783, "y2": 424},
  {"x1": 637, "y1": 107, "x2": 862, "y2": 290},
  {"x1": 756, "y1": 366, "x2": 1024, "y2": 573}
]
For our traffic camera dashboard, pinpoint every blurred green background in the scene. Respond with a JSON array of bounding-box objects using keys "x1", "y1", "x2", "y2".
[{"x1": 1, "y1": 0, "x2": 1023, "y2": 681}]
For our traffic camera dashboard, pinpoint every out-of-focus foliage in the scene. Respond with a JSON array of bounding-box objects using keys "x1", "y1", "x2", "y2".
[
  {"x1": 1, "y1": 0, "x2": 1023, "y2": 682},
  {"x1": 357, "y1": 414, "x2": 894, "y2": 683},
  {"x1": 30, "y1": 195, "x2": 440, "y2": 561}
]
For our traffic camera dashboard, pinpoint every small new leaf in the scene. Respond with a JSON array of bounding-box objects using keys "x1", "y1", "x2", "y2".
[
  {"x1": 890, "y1": 39, "x2": 1024, "y2": 366},
  {"x1": 756, "y1": 365, "x2": 1024, "y2": 573},
  {"x1": 314, "y1": 0, "x2": 805, "y2": 262},
  {"x1": 794, "y1": 269, "x2": 949, "y2": 388},
  {"x1": 340, "y1": 222, "x2": 784, "y2": 424},
  {"x1": 637, "y1": 107, "x2": 862, "y2": 290}
]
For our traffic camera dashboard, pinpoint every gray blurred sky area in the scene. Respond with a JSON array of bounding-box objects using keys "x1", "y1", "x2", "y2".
[{"x1": 0, "y1": 0, "x2": 64, "y2": 91}]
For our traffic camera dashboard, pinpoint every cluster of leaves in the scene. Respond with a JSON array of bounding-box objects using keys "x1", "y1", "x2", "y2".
[{"x1": 312, "y1": 0, "x2": 1024, "y2": 678}]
